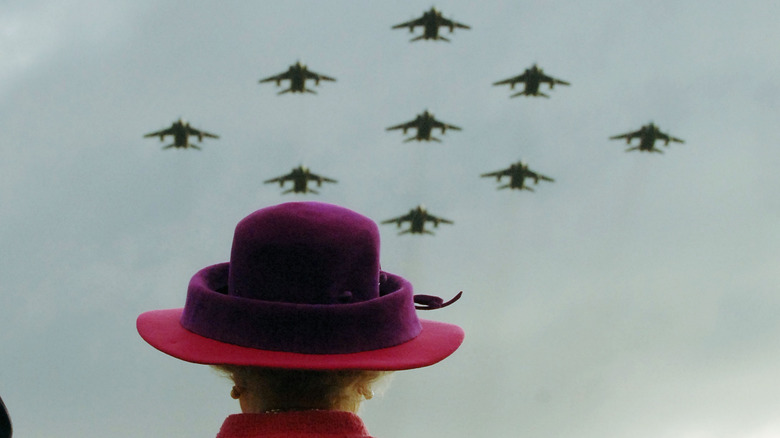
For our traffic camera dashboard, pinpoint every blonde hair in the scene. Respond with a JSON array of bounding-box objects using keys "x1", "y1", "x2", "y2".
[{"x1": 213, "y1": 365, "x2": 391, "y2": 413}]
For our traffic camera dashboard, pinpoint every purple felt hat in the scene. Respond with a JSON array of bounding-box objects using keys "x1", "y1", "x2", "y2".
[{"x1": 137, "y1": 202, "x2": 464, "y2": 370}]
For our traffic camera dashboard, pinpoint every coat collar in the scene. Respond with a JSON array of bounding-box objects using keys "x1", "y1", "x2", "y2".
[{"x1": 216, "y1": 410, "x2": 372, "y2": 438}]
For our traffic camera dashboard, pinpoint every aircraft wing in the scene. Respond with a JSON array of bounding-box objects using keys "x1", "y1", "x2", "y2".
[
  {"x1": 392, "y1": 16, "x2": 427, "y2": 30},
  {"x1": 529, "y1": 170, "x2": 555, "y2": 183},
  {"x1": 438, "y1": 16, "x2": 470, "y2": 30},
  {"x1": 304, "y1": 70, "x2": 336, "y2": 82},
  {"x1": 609, "y1": 129, "x2": 641, "y2": 141},
  {"x1": 431, "y1": 119, "x2": 461, "y2": 132},
  {"x1": 386, "y1": 120, "x2": 417, "y2": 131},
  {"x1": 539, "y1": 73, "x2": 570, "y2": 86},
  {"x1": 306, "y1": 172, "x2": 337, "y2": 183},
  {"x1": 143, "y1": 127, "x2": 175, "y2": 138},
  {"x1": 480, "y1": 168, "x2": 511, "y2": 178},
  {"x1": 189, "y1": 127, "x2": 219, "y2": 139},
  {"x1": 425, "y1": 213, "x2": 453, "y2": 225},
  {"x1": 493, "y1": 72, "x2": 529, "y2": 87},
  {"x1": 381, "y1": 212, "x2": 413, "y2": 225},
  {"x1": 657, "y1": 131, "x2": 685, "y2": 144},
  {"x1": 258, "y1": 71, "x2": 292, "y2": 83},
  {"x1": 263, "y1": 173, "x2": 293, "y2": 184}
]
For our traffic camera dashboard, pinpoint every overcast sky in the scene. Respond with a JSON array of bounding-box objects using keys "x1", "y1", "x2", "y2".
[{"x1": 2, "y1": 1, "x2": 780, "y2": 437}]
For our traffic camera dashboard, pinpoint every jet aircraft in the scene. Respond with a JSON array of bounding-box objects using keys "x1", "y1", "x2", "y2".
[
  {"x1": 143, "y1": 119, "x2": 219, "y2": 150},
  {"x1": 386, "y1": 110, "x2": 461, "y2": 142},
  {"x1": 493, "y1": 64, "x2": 570, "y2": 98},
  {"x1": 610, "y1": 122, "x2": 685, "y2": 153},
  {"x1": 392, "y1": 7, "x2": 470, "y2": 42},
  {"x1": 264, "y1": 165, "x2": 337, "y2": 195},
  {"x1": 481, "y1": 161, "x2": 554, "y2": 192},
  {"x1": 381, "y1": 205, "x2": 453, "y2": 235},
  {"x1": 259, "y1": 62, "x2": 336, "y2": 94}
]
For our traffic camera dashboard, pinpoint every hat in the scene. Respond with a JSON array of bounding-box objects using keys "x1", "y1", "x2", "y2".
[{"x1": 137, "y1": 202, "x2": 463, "y2": 370}]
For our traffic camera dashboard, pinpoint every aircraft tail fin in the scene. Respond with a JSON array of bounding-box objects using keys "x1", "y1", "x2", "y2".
[
  {"x1": 410, "y1": 35, "x2": 425, "y2": 42},
  {"x1": 430, "y1": 136, "x2": 442, "y2": 142},
  {"x1": 403, "y1": 136, "x2": 418, "y2": 143},
  {"x1": 162, "y1": 143, "x2": 176, "y2": 150},
  {"x1": 305, "y1": 88, "x2": 317, "y2": 94},
  {"x1": 278, "y1": 88, "x2": 292, "y2": 95},
  {"x1": 511, "y1": 90, "x2": 549, "y2": 98}
]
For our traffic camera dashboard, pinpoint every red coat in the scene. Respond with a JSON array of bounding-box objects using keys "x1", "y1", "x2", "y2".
[{"x1": 216, "y1": 410, "x2": 374, "y2": 438}]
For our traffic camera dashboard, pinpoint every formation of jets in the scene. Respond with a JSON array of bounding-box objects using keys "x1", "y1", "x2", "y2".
[
  {"x1": 392, "y1": 7, "x2": 470, "y2": 42},
  {"x1": 143, "y1": 119, "x2": 219, "y2": 150},
  {"x1": 140, "y1": 7, "x2": 687, "y2": 237},
  {"x1": 610, "y1": 123, "x2": 685, "y2": 153},
  {"x1": 259, "y1": 61, "x2": 336, "y2": 95},
  {"x1": 264, "y1": 165, "x2": 337, "y2": 195},
  {"x1": 381, "y1": 205, "x2": 453, "y2": 235},
  {"x1": 386, "y1": 110, "x2": 461, "y2": 143},
  {"x1": 493, "y1": 64, "x2": 570, "y2": 98},
  {"x1": 481, "y1": 161, "x2": 555, "y2": 191}
]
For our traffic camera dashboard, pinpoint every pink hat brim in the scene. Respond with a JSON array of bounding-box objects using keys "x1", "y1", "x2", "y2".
[{"x1": 137, "y1": 309, "x2": 464, "y2": 370}]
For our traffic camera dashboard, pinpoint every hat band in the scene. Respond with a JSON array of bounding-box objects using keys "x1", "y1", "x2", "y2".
[{"x1": 179, "y1": 264, "x2": 423, "y2": 354}]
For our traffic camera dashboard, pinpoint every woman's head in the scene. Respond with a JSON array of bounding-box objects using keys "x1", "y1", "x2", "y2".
[{"x1": 213, "y1": 366, "x2": 391, "y2": 413}]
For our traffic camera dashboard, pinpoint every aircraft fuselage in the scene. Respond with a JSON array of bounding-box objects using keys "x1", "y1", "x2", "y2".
[
  {"x1": 424, "y1": 20, "x2": 440, "y2": 39},
  {"x1": 524, "y1": 78, "x2": 541, "y2": 94},
  {"x1": 410, "y1": 216, "x2": 426, "y2": 233},
  {"x1": 293, "y1": 178, "x2": 308, "y2": 192},
  {"x1": 290, "y1": 75, "x2": 306, "y2": 92},
  {"x1": 173, "y1": 130, "x2": 189, "y2": 147},
  {"x1": 509, "y1": 175, "x2": 529, "y2": 189},
  {"x1": 416, "y1": 123, "x2": 434, "y2": 140}
]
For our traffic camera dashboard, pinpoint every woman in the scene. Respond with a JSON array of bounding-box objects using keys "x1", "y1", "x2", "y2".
[{"x1": 137, "y1": 202, "x2": 464, "y2": 437}]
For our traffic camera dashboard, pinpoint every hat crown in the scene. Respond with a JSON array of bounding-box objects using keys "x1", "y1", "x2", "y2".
[{"x1": 227, "y1": 202, "x2": 381, "y2": 305}]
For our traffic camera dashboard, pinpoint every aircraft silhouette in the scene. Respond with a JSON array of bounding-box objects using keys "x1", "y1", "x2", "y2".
[
  {"x1": 481, "y1": 161, "x2": 554, "y2": 192},
  {"x1": 381, "y1": 205, "x2": 453, "y2": 235},
  {"x1": 386, "y1": 110, "x2": 461, "y2": 142},
  {"x1": 493, "y1": 64, "x2": 570, "y2": 98},
  {"x1": 610, "y1": 122, "x2": 685, "y2": 153},
  {"x1": 264, "y1": 165, "x2": 337, "y2": 195},
  {"x1": 259, "y1": 61, "x2": 336, "y2": 94},
  {"x1": 392, "y1": 7, "x2": 470, "y2": 42},
  {"x1": 143, "y1": 119, "x2": 219, "y2": 150}
]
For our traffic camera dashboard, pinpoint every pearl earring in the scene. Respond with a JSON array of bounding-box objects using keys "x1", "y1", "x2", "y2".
[{"x1": 230, "y1": 386, "x2": 241, "y2": 400}]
